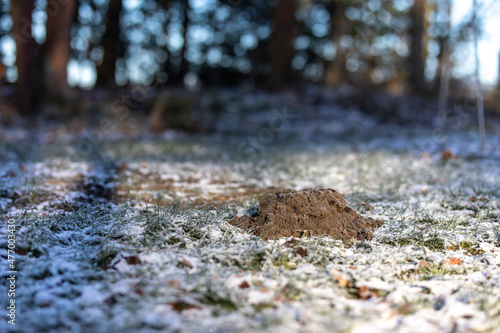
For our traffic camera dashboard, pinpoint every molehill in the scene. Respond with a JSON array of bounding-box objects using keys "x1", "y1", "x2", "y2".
[{"x1": 230, "y1": 189, "x2": 383, "y2": 240}]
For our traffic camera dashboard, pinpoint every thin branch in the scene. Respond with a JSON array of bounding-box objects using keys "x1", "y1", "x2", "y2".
[
  {"x1": 437, "y1": 0, "x2": 452, "y2": 125},
  {"x1": 473, "y1": 0, "x2": 486, "y2": 151}
]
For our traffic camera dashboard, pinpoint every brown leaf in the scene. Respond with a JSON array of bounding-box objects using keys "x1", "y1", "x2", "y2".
[
  {"x1": 330, "y1": 268, "x2": 351, "y2": 288},
  {"x1": 358, "y1": 286, "x2": 378, "y2": 300},
  {"x1": 1, "y1": 171, "x2": 16, "y2": 178},
  {"x1": 292, "y1": 246, "x2": 308, "y2": 257},
  {"x1": 238, "y1": 281, "x2": 250, "y2": 289},
  {"x1": 167, "y1": 279, "x2": 181, "y2": 287},
  {"x1": 124, "y1": 255, "x2": 141, "y2": 265},
  {"x1": 418, "y1": 261, "x2": 429, "y2": 268},
  {"x1": 117, "y1": 162, "x2": 128, "y2": 173},
  {"x1": 441, "y1": 150, "x2": 458, "y2": 160},
  {"x1": 422, "y1": 151, "x2": 432, "y2": 164},
  {"x1": 169, "y1": 302, "x2": 200, "y2": 312},
  {"x1": 273, "y1": 294, "x2": 290, "y2": 303},
  {"x1": 469, "y1": 196, "x2": 487, "y2": 203},
  {"x1": 179, "y1": 258, "x2": 193, "y2": 268},
  {"x1": 444, "y1": 257, "x2": 463, "y2": 265},
  {"x1": 396, "y1": 302, "x2": 413, "y2": 315},
  {"x1": 361, "y1": 202, "x2": 372, "y2": 212},
  {"x1": 46, "y1": 179, "x2": 66, "y2": 185}
]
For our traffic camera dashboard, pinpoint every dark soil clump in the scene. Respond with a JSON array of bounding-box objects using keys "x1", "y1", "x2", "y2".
[{"x1": 230, "y1": 189, "x2": 384, "y2": 240}]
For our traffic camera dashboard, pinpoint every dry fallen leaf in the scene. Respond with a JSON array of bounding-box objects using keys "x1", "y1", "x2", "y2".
[
  {"x1": 273, "y1": 294, "x2": 290, "y2": 303},
  {"x1": 382, "y1": 309, "x2": 400, "y2": 319},
  {"x1": 422, "y1": 151, "x2": 432, "y2": 164},
  {"x1": 238, "y1": 281, "x2": 250, "y2": 289},
  {"x1": 179, "y1": 257, "x2": 194, "y2": 268},
  {"x1": 117, "y1": 161, "x2": 128, "y2": 173},
  {"x1": 167, "y1": 279, "x2": 181, "y2": 287},
  {"x1": 361, "y1": 202, "x2": 372, "y2": 211},
  {"x1": 1, "y1": 171, "x2": 17, "y2": 178},
  {"x1": 444, "y1": 257, "x2": 463, "y2": 265},
  {"x1": 469, "y1": 196, "x2": 488, "y2": 203},
  {"x1": 418, "y1": 261, "x2": 429, "y2": 268},
  {"x1": 292, "y1": 246, "x2": 308, "y2": 257},
  {"x1": 441, "y1": 150, "x2": 458, "y2": 160},
  {"x1": 330, "y1": 268, "x2": 351, "y2": 288},
  {"x1": 169, "y1": 302, "x2": 200, "y2": 312},
  {"x1": 358, "y1": 285, "x2": 378, "y2": 300},
  {"x1": 123, "y1": 255, "x2": 141, "y2": 265}
]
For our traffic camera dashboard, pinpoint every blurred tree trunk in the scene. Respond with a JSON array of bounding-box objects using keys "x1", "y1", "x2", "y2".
[
  {"x1": 408, "y1": 0, "x2": 427, "y2": 95},
  {"x1": 165, "y1": 0, "x2": 189, "y2": 86},
  {"x1": 44, "y1": 0, "x2": 76, "y2": 96},
  {"x1": 96, "y1": 0, "x2": 124, "y2": 87},
  {"x1": 472, "y1": 0, "x2": 485, "y2": 151},
  {"x1": 177, "y1": 0, "x2": 189, "y2": 85},
  {"x1": 435, "y1": 0, "x2": 451, "y2": 91},
  {"x1": 11, "y1": 0, "x2": 37, "y2": 115},
  {"x1": 325, "y1": 0, "x2": 347, "y2": 87},
  {"x1": 497, "y1": 49, "x2": 500, "y2": 95},
  {"x1": 267, "y1": 0, "x2": 296, "y2": 90},
  {"x1": 0, "y1": 3, "x2": 5, "y2": 67},
  {"x1": 436, "y1": 0, "x2": 451, "y2": 122}
]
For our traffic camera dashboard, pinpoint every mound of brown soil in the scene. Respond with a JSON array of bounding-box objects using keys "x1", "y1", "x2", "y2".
[{"x1": 230, "y1": 189, "x2": 383, "y2": 240}]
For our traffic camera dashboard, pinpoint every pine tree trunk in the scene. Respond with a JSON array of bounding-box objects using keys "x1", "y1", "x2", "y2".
[
  {"x1": 45, "y1": 0, "x2": 76, "y2": 95},
  {"x1": 325, "y1": 0, "x2": 347, "y2": 87},
  {"x1": 96, "y1": 0, "x2": 124, "y2": 87},
  {"x1": 434, "y1": 0, "x2": 451, "y2": 92},
  {"x1": 11, "y1": 0, "x2": 37, "y2": 115},
  {"x1": 166, "y1": 0, "x2": 190, "y2": 86},
  {"x1": 409, "y1": 0, "x2": 427, "y2": 95},
  {"x1": 267, "y1": 0, "x2": 296, "y2": 90}
]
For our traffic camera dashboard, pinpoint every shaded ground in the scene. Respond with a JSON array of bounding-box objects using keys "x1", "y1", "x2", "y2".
[{"x1": 1, "y1": 88, "x2": 500, "y2": 333}]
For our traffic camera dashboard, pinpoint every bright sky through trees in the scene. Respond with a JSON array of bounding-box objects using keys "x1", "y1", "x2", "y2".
[{"x1": 452, "y1": 0, "x2": 500, "y2": 85}]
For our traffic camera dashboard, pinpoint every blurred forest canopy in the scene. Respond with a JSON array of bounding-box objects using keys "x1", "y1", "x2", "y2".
[{"x1": 0, "y1": 0, "x2": 499, "y2": 117}]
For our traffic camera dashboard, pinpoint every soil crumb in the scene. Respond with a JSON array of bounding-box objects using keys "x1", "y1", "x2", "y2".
[{"x1": 230, "y1": 189, "x2": 384, "y2": 240}]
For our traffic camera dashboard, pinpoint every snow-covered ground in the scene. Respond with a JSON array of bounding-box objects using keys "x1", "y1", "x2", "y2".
[{"x1": 1, "y1": 89, "x2": 500, "y2": 332}]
